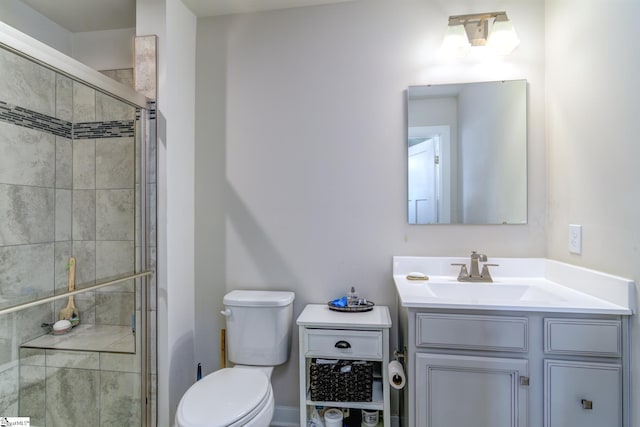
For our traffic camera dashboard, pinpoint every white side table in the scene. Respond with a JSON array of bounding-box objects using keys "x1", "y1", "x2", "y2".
[{"x1": 297, "y1": 304, "x2": 392, "y2": 426}]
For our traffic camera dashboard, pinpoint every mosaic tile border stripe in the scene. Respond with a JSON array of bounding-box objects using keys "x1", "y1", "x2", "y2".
[
  {"x1": 0, "y1": 100, "x2": 71, "y2": 138},
  {"x1": 73, "y1": 120, "x2": 135, "y2": 139},
  {"x1": 0, "y1": 100, "x2": 135, "y2": 139}
]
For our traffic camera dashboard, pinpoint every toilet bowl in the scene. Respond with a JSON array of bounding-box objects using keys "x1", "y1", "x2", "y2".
[
  {"x1": 175, "y1": 367, "x2": 274, "y2": 427},
  {"x1": 175, "y1": 290, "x2": 295, "y2": 427}
]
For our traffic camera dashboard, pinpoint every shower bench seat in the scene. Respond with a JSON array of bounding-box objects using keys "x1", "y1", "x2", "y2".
[{"x1": 18, "y1": 324, "x2": 140, "y2": 426}]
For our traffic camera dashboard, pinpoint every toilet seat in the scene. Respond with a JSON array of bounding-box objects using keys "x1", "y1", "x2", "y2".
[{"x1": 176, "y1": 368, "x2": 271, "y2": 427}]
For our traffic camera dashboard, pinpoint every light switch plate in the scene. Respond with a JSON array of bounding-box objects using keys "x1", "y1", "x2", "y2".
[{"x1": 569, "y1": 224, "x2": 582, "y2": 254}]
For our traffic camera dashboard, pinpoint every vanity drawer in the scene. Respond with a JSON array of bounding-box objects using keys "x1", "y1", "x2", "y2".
[
  {"x1": 304, "y1": 329, "x2": 383, "y2": 359},
  {"x1": 544, "y1": 318, "x2": 621, "y2": 357},
  {"x1": 416, "y1": 313, "x2": 528, "y2": 352}
]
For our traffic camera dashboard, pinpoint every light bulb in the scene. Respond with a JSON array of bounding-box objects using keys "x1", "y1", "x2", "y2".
[
  {"x1": 441, "y1": 23, "x2": 471, "y2": 58},
  {"x1": 487, "y1": 15, "x2": 520, "y2": 55}
]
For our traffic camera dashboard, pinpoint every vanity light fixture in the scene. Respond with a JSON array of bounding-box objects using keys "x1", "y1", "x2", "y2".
[{"x1": 442, "y1": 11, "x2": 520, "y2": 58}]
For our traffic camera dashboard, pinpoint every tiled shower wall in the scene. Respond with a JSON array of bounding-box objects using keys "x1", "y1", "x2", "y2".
[
  {"x1": 19, "y1": 346, "x2": 141, "y2": 426},
  {"x1": 0, "y1": 46, "x2": 137, "y2": 328},
  {"x1": 0, "y1": 44, "x2": 146, "y2": 422}
]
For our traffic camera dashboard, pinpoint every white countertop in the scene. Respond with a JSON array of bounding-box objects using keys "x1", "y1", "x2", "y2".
[
  {"x1": 393, "y1": 257, "x2": 636, "y2": 315},
  {"x1": 297, "y1": 304, "x2": 392, "y2": 328}
]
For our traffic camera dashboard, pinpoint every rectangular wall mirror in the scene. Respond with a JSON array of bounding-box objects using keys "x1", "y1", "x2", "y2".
[{"x1": 407, "y1": 79, "x2": 527, "y2": 225}]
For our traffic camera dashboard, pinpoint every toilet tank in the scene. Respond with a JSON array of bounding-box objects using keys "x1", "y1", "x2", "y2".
[{"x1": 223, "y1": 290, "x2": 295, "y2": 366}]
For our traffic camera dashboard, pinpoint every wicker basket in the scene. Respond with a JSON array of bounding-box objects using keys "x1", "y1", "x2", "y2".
[{"x1": 309, "y1": 359, "x2": 373, "y2": 402}]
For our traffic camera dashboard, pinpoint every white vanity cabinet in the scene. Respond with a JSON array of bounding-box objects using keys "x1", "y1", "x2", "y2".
[
  {"x1": 297, "y1": 304, "x2": 392, "y2": 426},
  {"x1": 399, "y1": 309, "x2": 630, "y2": 427}
]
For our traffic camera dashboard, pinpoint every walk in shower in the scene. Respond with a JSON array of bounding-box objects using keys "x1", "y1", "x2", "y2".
[{"x1": 0, "y1": 23, "x2": 156, "y2": 426}]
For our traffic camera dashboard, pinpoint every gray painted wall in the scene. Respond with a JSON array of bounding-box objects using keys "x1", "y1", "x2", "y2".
[{"x1": 194, "y1": 0, "x2": 546, "y2": 409}]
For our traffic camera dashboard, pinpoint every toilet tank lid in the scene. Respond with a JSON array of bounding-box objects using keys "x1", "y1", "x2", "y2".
[{"x1": 223, "y1": 290, "x2": 295, "y2": 307}]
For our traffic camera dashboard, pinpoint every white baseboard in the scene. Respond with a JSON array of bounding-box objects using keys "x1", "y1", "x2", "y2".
[{"x1": 271, "y1": 405, "x2": 399, "y2": 426}]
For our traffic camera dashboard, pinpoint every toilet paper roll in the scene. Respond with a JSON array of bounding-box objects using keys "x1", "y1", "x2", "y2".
[{"x1": 388, "y1": 360, "x2": 406, "y2": 390}]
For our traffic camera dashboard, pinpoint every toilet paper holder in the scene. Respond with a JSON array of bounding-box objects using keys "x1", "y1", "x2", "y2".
[
  {"x1": 392, "y1": 348, "x2": 406, "y2": 385},
  {"x1": 393, "y1": 348, "x2": 406, "y2": 362},
  {"x1": 388, "y1": 353, "x2": 407, "y2": 390}
]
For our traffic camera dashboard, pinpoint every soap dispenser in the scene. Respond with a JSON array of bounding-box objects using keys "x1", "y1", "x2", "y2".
[{"x1": 347, "y1": 286, "x2": 358, "y2": 306}]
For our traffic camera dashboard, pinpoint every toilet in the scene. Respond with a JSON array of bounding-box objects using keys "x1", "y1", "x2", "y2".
[{"x1": 175, "y1": 290, "x2": 295, "y2": 427}]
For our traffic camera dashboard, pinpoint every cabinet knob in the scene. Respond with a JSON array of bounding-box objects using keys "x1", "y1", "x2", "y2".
[
  {"x1": 334, "y1": 340, "x2": 351, "y2": 349},
  {"x1": 581, "y1": 399, "x2": 593, "y2": 410}
]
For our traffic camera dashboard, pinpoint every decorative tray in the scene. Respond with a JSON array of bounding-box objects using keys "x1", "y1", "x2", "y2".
[{"x1": 327, "y1": 301, "x2": 375, "y2": 312}]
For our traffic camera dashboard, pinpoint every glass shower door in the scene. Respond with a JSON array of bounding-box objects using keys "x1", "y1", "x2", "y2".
[{"x1": 0, "y1": 30, "x2": 156, "y2": 426}]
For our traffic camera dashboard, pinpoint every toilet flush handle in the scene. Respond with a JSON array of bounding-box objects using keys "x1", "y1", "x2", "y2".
[{"x1": 220, "y1": 309, "x2": 232, "y2": 317}]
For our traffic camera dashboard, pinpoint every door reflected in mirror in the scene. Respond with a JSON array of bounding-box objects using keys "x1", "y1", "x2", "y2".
[{"x1": 407, "y1": 80, "x2": 527, "y2": 225}]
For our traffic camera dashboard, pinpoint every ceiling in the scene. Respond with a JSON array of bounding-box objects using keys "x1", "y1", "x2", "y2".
[
  {"x1": 21, "y1": 0, "x2": 136, "y2": 33},
  {"x1": 183, "y1": 0, "x2": 355, "y2": 17},
  {"x1": 21, "y1": 0, "x2": 355, "y2": 33}
]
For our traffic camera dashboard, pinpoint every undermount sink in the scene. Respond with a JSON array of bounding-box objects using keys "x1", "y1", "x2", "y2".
[{"x1": 423, "y1": 281, "x2": 566, "y2": 303}]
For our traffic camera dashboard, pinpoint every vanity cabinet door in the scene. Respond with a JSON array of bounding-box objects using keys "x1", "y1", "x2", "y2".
[
  {"x1": 416, "y1": 353, "x2": 528, "y2": 427},
  {"x1": 544, "y1": 359, "x2": 622, "y2": 427}
]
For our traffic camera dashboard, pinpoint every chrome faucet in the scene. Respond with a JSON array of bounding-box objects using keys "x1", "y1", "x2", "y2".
[{"x1": 452, "y1": 251, "x2": 498, "y2": 282}]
